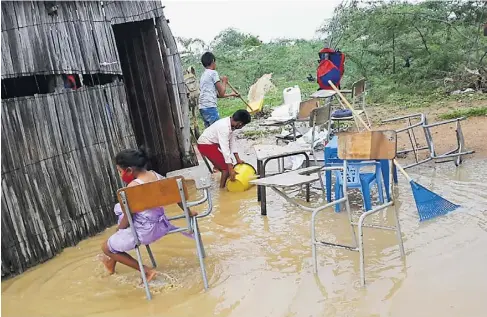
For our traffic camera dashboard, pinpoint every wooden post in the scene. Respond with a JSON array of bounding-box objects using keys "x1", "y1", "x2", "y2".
[
  {"x1": 155, "y1": 15, "x2": 195, "y2": 167},
  {"x1": 166, "y1": 47, "x2": 184, "y2": 126}
]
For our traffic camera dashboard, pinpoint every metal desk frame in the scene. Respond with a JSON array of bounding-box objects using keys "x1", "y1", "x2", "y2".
[
  {"x1": 255, "y1": 146, "x2": 311, "y2": 216},
  {"x1": 251, "y1": 161, "x2": 404, "y2": 287},
  {"x1": 260, "y1": 119, "x2": 299, "y2": 143}
]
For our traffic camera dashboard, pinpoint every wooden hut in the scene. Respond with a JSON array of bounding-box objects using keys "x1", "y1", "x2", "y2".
[{"x1": 1, "y1": 1, "x2": 196, "y2": 277}]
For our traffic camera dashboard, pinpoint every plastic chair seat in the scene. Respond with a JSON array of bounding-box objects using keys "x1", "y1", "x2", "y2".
[
  {"x1": 359, "y1": 172, "x2": 375, "y2": 184},
  {"x1": 334, "y1": 162, "x2": 384, "y2": 212}
]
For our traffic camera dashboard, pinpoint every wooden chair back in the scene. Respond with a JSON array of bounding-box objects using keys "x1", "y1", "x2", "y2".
[
  {"x1": 297, "y1": 98, "x2": 320, "y2": 120},
  {"x1": 353, "y1": 78, "x2": 366, "y2": 98},
  {"x1": 309, "y1": 105, "x2": 331, "y2": 126},
  {"x1": 117, "y1": 176, "x2": 188, "y2": 213},
  {"x1": 338, "y1": 131, "x2": 397, "y2": 160}
]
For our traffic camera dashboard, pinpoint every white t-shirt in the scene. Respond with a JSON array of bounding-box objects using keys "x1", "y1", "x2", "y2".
[
  {"x1": 198, "y1": 69, "x2": 220, "y2": 109},
  {"x1": 197, "y1": 117, "x2": 237, "y2": 164}
]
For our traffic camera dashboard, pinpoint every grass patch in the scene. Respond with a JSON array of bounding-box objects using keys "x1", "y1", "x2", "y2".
[
  {"x1": 241, "y1": 129, "x2": 272, "y2": 139},
  {"x1": 439, "y1": 107, "x2": 487, "y2": 120}
]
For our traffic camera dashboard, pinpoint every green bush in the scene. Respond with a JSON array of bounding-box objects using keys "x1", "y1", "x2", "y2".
[{"x1": 439, "y1": 106, "x2": 487, "y2": 119}]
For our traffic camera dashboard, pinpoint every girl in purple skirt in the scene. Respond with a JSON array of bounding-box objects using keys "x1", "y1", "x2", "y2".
[{"x1": 100, "y1": 147, "x2": 197, "y2": 282}]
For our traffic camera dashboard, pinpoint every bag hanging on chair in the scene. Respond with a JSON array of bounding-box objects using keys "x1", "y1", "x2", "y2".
[{"x1": 317, "y1": 48, "x2": 345, "y2": 90}]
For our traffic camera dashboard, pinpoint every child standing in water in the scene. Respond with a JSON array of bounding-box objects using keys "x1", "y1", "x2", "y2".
[
  {"x1": 197, "y1": 110, "x2": 251, "y2": 188},
  {"x1": 101, "y1": 147, "x2": 196, "y2": 282}
]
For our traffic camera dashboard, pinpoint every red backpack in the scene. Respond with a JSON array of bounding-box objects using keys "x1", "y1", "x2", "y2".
[{"x1": 316, "y1": 48, "x2": 345, "y2": 90}]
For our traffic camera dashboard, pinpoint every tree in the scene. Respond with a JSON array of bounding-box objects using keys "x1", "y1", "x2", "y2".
[
  {"x1": 176, "y1": 37, "x2": 208, "y2": 56},
  {"x1": 318, "y1": 0, "x2": 487, "y2": 93},
  {"x1": 211, "y1": 28, "x2": 261, "y2": 51}
]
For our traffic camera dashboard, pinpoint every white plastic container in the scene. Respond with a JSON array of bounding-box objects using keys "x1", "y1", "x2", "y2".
[
  {"x1": 283, "y1": 85, "x2": 302, "y2": 105},
  {"x1": 283, "y1": 86, "x2": 301, "y2": 117}
]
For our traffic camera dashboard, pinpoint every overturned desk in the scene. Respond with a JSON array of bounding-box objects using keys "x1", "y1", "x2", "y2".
[{"x1": 254, "y1": 144, "x2": 312, "y2": 215}]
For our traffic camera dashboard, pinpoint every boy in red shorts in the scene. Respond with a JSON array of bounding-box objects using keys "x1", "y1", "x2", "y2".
[{"x1": 197, "y1": 109, "x2": 251, "y2": 188}]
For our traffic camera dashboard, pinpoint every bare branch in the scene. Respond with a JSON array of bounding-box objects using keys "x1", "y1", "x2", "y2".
[
  {"x1": 390, "y1": 12, "x2": 473, "y2": 42},
  {"x1": 413, "y1": 26, "x2": 431, "y2": 55},
  {"x1": 479, "y1": 51, "x2": 487, "y2": 66}
]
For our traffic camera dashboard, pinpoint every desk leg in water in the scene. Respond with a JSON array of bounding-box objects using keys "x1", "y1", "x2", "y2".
[
  {"x1": 305, "y1": 154, "x2": 310, "y2": 202},
  {"x1": 257, "y1": 160, "x2": 262, "y2": 202},
  {"x1": 261, "y1": 188, "x2": 267, "y2": 216},
  {"x1": 260, "y1": 160, "x2": 268, "y2": 215}
]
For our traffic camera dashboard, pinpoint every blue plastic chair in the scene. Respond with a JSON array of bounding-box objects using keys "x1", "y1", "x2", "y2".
[
  {"x1": 324, "y1": 136, "x2": 391, "y2": 202},
  {"x1": 333, "y1": 161, "x2": 384, "y2": 212}
]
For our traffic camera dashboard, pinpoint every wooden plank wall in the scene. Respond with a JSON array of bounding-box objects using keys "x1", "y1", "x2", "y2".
[
  {"x1": 1, "y1": 1, "x2": 121, "y2": 78},
  {"x1": 1, "y1": 0, "x2": 194, "y2": 166},
  {"x1": 1, "y1": 83, "x2": 137, "y2": 277},
  {"x1": 103, "y1": 0, "x2": 164, "y2": 24},
  {"x1": 1, "y1": 1, "x2": 196, "y2": 277},
  {"x1": 155, "y1": 15, "x2": 194, "y2": 166}
]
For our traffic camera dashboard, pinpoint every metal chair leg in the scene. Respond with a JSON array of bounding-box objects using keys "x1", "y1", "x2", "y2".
[
  {"x1": 193, "y1": 218, "x2": 209, "y2": 290},
  {"x1": 393, "y1": 201, "x2": 405, "y2": 258},
  {"x1": 344, "y1": 197, "x2": 358, "y2": 247},
  {"x1": 146, "y1": 245, "x2": 157, "y2": 268},
  {"x1": 311, "y1": 207, "x2": 318, "y2": 274},
  {"x1": 195, "y1": 219, "x2": 206, "y2": 258},
  {"x1": 135, "y1": 246, "x2": 152, "y2": 300},
  {"x1": 357, "y1": 213, "x2": 367, "y2": 287},
  {"x1": 316, "y1": 170, "x2": 326, "y2": 200},
  {"x1": 312, "y1": 239, "x2": 318, "y2": 274}
]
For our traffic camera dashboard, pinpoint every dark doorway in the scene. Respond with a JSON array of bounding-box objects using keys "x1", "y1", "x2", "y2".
[{"x1": 112, "y1": 19, "x2": 182, "y2": 174}]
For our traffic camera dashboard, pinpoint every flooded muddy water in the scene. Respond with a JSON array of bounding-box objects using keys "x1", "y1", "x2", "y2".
[{"x1": 2, "y1": 159, "x2": 487, "y2": 317}]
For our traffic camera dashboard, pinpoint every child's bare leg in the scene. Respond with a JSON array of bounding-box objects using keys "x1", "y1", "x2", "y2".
[
  {"x1": 101, "y1": 242, "x2": 156, "y2": 282},
  {"x1": 99, "y1": 253, "x2": 116, "y2": 274},
  {"x1": 220, "y1": 170, "x2": 229, "y2": 188}
]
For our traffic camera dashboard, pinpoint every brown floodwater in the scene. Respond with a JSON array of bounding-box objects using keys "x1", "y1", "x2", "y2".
[{"x1": 2, "y1": 159, "x2": 487, "y2": 317}]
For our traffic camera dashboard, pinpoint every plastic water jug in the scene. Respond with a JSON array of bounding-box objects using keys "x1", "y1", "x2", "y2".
[
  {"x1": 283, "y1": 86, "x2": 301, "y2": 117},
  {"x1": 283, "y1": 86, "x2": 302, "y2": 105}
]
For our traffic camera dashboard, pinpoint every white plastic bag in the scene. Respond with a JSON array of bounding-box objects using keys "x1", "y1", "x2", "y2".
[
  {"x1": 270, "y1": 104, "x2": 291, "y2": 118},
  {"x1": 297, "y1": 127, "x2": 328, "y2": 148}
]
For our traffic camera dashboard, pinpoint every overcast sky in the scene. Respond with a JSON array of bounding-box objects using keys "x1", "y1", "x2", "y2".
[{"x1": 163, "y1": 0, "x2": 343, "y2": 44}]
